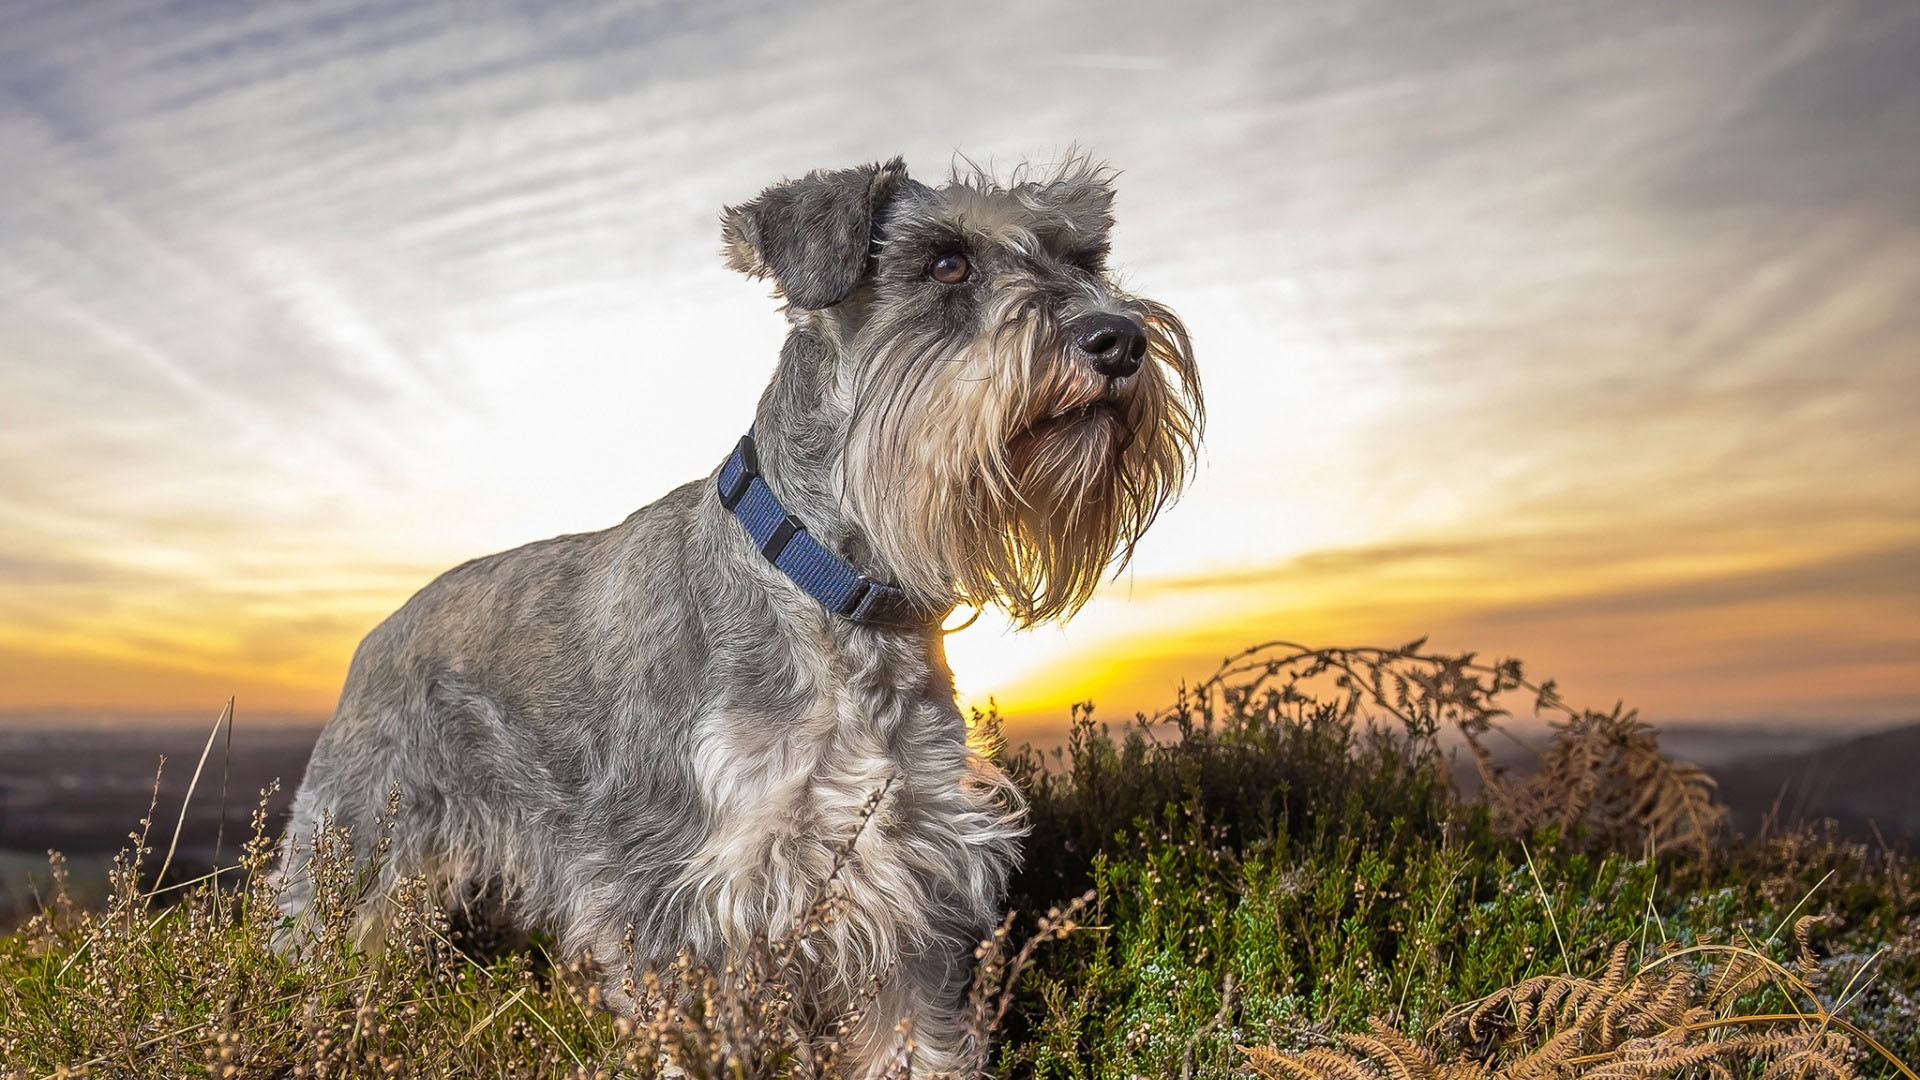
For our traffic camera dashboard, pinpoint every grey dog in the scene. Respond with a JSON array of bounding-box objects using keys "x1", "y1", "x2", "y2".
[{"x1": 276, "y1": 154, "x2": 1202, "y2": 1074}]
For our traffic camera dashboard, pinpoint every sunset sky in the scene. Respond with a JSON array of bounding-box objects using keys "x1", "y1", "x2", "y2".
[{"x1": 2, "y1": 0, "x2": 1916, "y2": 737}]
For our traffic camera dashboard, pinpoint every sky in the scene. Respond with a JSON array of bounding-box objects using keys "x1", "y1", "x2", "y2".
[{"x1": 1, "y1": 0, "x2": 1916, "y2": 736}]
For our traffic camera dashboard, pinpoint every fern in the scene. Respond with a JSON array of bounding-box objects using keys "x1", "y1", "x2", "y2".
[{"x1": 1244, "y1": 919, "x2": 1914, "y2": 1080}]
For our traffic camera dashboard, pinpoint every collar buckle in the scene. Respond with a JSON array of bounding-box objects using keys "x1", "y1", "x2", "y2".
[{"x1": 717, "y1": 435, "x2": 758, "y2": 509}]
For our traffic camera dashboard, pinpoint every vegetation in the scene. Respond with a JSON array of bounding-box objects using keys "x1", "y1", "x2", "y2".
[{"x1": 1, "y1": 641, "x2": 1915, "y2": 1077}]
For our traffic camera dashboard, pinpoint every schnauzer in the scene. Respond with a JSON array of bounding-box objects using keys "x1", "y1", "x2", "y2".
[{"x1": 276, "y1": 154, "x2": 1202, "y2": 1074}]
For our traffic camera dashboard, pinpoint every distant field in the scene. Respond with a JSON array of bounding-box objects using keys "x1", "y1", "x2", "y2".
[
  {"x1": 0, "y1": 722, "x2": 317, "y2": 929},
  {"x1": 0, "y1": 721, "x2": 317, "y2": 858}
]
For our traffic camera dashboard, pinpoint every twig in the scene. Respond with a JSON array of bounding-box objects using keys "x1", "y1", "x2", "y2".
[
  {"x1": 1181, "y1": 973, "x2": 1237, "y2": 1080},
  {"x1": 1521, "y1": 840, "x2": 1570, "y2": 975},
  {"x1": 156, "y1": 698, "x2": 234, "y2": 890}
]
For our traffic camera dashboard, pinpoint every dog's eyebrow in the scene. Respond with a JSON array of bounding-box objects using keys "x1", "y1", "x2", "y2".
[
  {"x1": 881, "y1": 220, "x2": 968, "y2": 256},
  {"x1": 928, "y1": 213, "x2": 1048, "y2": 259}
]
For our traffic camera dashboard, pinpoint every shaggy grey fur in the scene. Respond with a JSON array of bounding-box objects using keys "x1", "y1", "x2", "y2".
[{"x1": 277, "y1": 154, "x2": 1202, "y2": 1075}]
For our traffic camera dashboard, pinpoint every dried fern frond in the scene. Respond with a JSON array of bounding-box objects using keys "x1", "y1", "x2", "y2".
[
  {"x1": 1244, "y1": 1021, "x2": 1491, "y2": 1080},
  {"x1": 1793, "y1": 914, "x2": 1829, "y2": 985},
  {"x1": 1246, "y1": 930, "x2": 1916, "y2": 1080},
  {"x1": 1525, "y1": 705, "x2": 1724, "y2": 857}
]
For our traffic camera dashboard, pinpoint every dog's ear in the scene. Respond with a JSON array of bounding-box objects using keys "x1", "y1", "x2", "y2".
[{"x1": 721, "y1": 158, "x2": 908, "y2": 310}]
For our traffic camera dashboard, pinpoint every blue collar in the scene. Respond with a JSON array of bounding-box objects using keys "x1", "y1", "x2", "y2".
[{"x1": 716, "y1": 432, "x2": 934, "y2": 627}]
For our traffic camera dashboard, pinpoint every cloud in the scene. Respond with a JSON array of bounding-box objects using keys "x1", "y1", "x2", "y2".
[
  {"x1": 0, "y1": 552, "x2": 114, "y2": 587},
  {"x1": 1651, "y1": 2, "x2": 1920, "y2": 212},
  {"x1": 1473, "y1": 541, "x2": 1920, "y2": 623}
]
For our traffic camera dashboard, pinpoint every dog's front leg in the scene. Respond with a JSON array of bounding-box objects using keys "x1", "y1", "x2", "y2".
[{"x1": 833, "y1": 945, "x2": 980, "y2": 1079}]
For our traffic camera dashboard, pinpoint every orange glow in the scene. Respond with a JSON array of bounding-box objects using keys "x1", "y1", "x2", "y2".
[{"x1": 2, "y1": 525, "x2": 1917, "y2": 741}]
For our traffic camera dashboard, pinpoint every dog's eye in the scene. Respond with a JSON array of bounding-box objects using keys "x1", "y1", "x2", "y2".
[{"x1": 928, "y1": 252, "x2": 971, "y2": 285}]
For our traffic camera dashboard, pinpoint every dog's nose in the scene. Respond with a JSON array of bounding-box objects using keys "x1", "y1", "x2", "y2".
[{"x1": 1067, "y1": 313, "x2": 1148, "y2": 379}]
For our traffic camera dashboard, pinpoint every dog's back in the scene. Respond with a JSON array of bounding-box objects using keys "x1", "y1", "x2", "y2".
[{"x1": 277, "y1": 480, "x2": 713, "y2": 949}]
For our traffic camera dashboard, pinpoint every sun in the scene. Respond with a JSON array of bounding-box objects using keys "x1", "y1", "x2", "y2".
[{"x1": 941, "y1": 608, "x2": 1087, "y2": 716}]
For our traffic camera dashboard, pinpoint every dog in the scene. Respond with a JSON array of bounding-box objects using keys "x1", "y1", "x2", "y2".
[{"x1": 275, "y1": 154, "x2": 1202, "y2": 1074}]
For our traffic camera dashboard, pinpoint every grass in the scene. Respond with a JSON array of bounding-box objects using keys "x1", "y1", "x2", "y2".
[{"x1": 2, "y1": 640, "x2": 1916, "y2": 1077}]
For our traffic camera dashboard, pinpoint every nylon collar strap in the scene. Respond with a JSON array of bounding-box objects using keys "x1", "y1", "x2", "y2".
[{"x1": 716, "y1": 432, "x2": 933, "y2": 627}]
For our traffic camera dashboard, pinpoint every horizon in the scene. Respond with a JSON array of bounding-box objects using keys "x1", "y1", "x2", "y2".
[
  {"x1": 3, "y1": 0, "x2": 1916, "y2": 739},
  {"x1": 5, "y1": 705, "x2": 1916, "y2": 744}
]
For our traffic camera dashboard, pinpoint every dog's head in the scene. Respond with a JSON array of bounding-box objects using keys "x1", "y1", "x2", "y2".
[{"x1": 722, "y1": 156, "x2": 1203, "y2": 625}]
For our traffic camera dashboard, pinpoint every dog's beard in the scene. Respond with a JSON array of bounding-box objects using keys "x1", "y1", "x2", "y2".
[{"x1": 844, "y1": 294, "x2": 1201, "y2": 626}]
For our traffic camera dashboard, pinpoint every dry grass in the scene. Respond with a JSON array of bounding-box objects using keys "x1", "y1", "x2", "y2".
[{"x1": 0, "y1": 768, "x2": 1081, "y2": 1078}]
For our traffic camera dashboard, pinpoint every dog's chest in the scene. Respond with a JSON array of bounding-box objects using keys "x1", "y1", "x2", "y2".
[{"x1": 677, "y1": 642, "x2": 1006, "y2": 960}]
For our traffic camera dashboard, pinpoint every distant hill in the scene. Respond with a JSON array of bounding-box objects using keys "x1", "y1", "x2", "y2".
[
  {"x1": 0, "y1": 722, "x2": 319, "y2": 859},
  {"x1": 1709, "y1": 719, "x2": 1920, "y2": 845}
]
